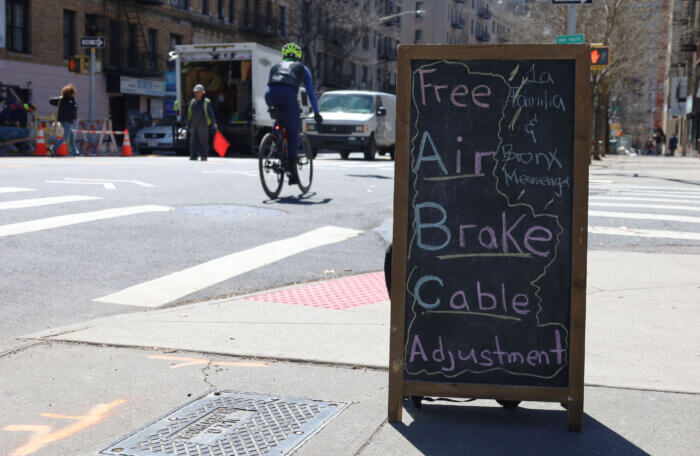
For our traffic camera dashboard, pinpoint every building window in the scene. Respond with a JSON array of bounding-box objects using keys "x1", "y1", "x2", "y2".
[
  {"x1": 202, "y1": 0, "x2": 209, "y2": 15},
  {"x1": 278, "y1": 5, "x2": 286, "y2": 37},
  {"x1": 414, "y1": 29, "x2": 422, "y2": 44},
  {"x1": 109, "y1": 20, "x2": 121, "y2": 66},
  {"x1": 171, "y1": 0, "x2": 187, "y2": 8},
  {"x1": 85, "y1": 14, "x2": 101, "y2": 36},
  {"x1": 170, "y1": 33, "x2": 182, "y2": 50},
  {"x1": 362, "y1": 34, "x2": 368, "y2": 50},
  {"x1": 415, "y1": 1, "x2": 423, "y2": 17},
  {"x1": 228, "y1": 0, "x2": 235, "y2": 23},
  {"x1": 7, "y1": 0, "x2": 30, "y2": 54},
  {"x1": 63, "y1": 10, "x2": 76, "y2": 59},
  {"x1": 127, "y1": 23, "x2": 137, "y2": 68},
  {"x1": 362, "y1": 66, "x2": 368, "y2": 84},
  {"x1": 148, "y1": 28, "x2": 158, "y2": 71},
  {"x1": 217, "y1": 0, "x2": 224, "y2": 19},
  {"x1": 471, "y1": 19, "x2": 474, "y2": 34}
]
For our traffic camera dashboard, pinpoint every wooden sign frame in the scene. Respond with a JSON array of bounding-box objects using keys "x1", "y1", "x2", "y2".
[{"x1": 388, "y1": 44, "x2": 591, "y2": 432}]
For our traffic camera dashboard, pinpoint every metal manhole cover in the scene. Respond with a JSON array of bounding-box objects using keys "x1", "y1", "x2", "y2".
[
  {"x1": 99, "y1": 392, "x2": 347, "y2": 456},
  {"x1": 176, "y1": 205, "x2": 285, "y2": 219}
]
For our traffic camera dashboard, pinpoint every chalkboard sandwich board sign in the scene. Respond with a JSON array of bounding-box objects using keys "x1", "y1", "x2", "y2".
[{"x1": 388, "y1": 45, "x2": 591, "y2": 432}]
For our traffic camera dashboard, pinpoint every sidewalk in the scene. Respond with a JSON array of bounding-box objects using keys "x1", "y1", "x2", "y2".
[{"x1": 1, "y1": 251, "x2": 699, "y2": 455}]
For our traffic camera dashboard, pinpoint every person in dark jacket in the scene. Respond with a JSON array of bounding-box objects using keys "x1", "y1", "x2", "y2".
[
  {"x1": 51, "y1": 84, "x2": 79, "y2": 156},
  {"x1": 187, "y1": 84, "x2": 217, "y2": 161},
  {"x1": 668, "y1": 133, "x2": 678, "y2": 156},
  {"x1": 265, "y1": 42, "x2": 322, "y2": 184}
]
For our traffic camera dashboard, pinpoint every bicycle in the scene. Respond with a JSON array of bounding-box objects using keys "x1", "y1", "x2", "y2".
[{"x1": 258, "y1": 107, "x2": 314, "y2": 199}]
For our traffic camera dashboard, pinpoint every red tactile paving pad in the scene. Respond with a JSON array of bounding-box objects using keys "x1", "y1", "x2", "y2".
[{"x1": 248, "y1": 272, "x2": 389, "y2": 310}]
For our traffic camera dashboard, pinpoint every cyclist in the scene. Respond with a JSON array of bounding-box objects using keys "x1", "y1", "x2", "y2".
[{"x1": 265, "y1": 42, "x2": 323, "y2": 185}]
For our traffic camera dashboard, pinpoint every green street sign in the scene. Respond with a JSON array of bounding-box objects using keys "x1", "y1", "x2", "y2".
[{"x1": 556, "y1": 34, "x2": 585, "y2": 44}]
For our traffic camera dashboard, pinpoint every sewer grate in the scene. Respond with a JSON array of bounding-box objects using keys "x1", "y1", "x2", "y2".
[{"x1": 99, "y1": 392, "x2": 347, "y2": 456}]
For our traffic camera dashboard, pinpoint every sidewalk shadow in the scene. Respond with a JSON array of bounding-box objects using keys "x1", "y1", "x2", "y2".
[
  {"x1": 346, "y1": 174, "x2": 392, "y2": 180},
  {"x1": 391, "y1": 401, "x2": 649, "y2": 456},
  {"x1": 263, "y1": 192, "x2": 333, "y2": 205}
]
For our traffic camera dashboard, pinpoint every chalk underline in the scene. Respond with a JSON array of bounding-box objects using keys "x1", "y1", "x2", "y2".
[
  {"x1": 426, "y1": 310, "x2": 523, "y2": 322},
  {"x1": 425, "y1": 173, "x2": 485, "y2": 181},
  {"x1": 437, "y1": 253, "x2": 534, "y2": 260}
]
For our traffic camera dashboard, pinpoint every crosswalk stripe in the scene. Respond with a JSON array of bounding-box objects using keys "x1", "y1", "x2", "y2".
[
  {"x1": 589, "y1": 226, "x2": 700, "y2": 241},
  {"x1": 588, "y1": 210, "x2": 700, "y2": 224},
  {"x1": 589, "y1": 185, "x2": 700, "y2": 194},
  {"x1": 0, "y1": 205, "x2": 172, "y2": 237},
  {"x1": 602, "y1": 191, "x2": 700, "y2": 200},
  {"x1": 589, "y1": 202, "x2": 700, "y2": 213},
  {"x1": 94, "y1": 225, "x2": 363, "y2": 308},
  {"x1": 589, "y1": 196, "x2": 700, "y2": 205},
  {"x1": 0, "y1": 187, "x2": 34, "y2": 194},
  {"x1": 0, "y1": 195, "x2": 102, "y2": 210}
]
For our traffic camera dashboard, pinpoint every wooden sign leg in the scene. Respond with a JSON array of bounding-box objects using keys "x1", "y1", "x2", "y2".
[
  {"x1": 567, "y1": 398, "x2": 583, "y2": 432},
  {"x1": 387, "y1": 361, "x2": 403, "y2": 423}
]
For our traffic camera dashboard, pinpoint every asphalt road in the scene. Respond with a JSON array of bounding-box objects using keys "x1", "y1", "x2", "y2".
[{"x1": 1, "y1": 154, "x2": 698, "y2": 340}]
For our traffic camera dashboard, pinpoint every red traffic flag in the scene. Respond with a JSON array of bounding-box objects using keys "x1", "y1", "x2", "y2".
[{"x1": 213, "y1": 130, "x2": 230, "y2": 157}]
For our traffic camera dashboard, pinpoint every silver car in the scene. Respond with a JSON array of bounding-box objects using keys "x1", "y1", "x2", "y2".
[{"x1": 134, "y1": 116, "x2": 187, "y2": 155}]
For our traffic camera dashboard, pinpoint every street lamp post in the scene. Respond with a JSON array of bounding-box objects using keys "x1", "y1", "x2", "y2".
[{"x1": 377, "y1": 9, "x2": 426, "y2": 24}]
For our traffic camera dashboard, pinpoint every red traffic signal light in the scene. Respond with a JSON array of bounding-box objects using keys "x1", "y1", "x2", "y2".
[
  {"x1": 591, "y1": 46, "x2": 610, "y2": 68},
  {"x1": 68, "y1": 58, "x2": 80, "y2": 73}
]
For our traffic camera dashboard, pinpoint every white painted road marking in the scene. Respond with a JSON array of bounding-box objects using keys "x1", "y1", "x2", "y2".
[
  {"x1": 603, "y1": 191, "x2": 700, "y2": 200},
  {"x1": 0, "y1": 187, "x2": 34, "y2": 194},
  {"x1": 588, "y1": 226, "x2": 700, "y2": 241},
  {"x1": 203, "y1": 170, "x2": 257, "y2": 177},
  {"x1": 0, "y1": 205, "x2": 172, "y2": 237},
  {"x1": 66, "y1": 178, "x2": 155, "y2": 187},
  {"x1": 94, "y1": 225, "x2": 362, "y2": 308},
  {"x1": 590, "y1": 196, "x2": 700, "y2": 205},
  {"x1": 0, "y1": 195, "x2": 102, "y2": 211},
  {"x1": 588, "y1": 210, "x2": 700, "y2": 224},
  {"x1": 589, "y1": 202, "x2": 700, "y2": 213},
  {"x1": 46, "y1": 180, "x2": 116, "y2": 190}
]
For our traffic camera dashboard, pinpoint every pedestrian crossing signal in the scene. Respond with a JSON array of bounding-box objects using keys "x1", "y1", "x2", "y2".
[
  {"x1": 591, "y1": 46, "x2": 610, "y2": 69},
  {"x1": 67, "y1": 56, "x2": 87, "y2": 74}
]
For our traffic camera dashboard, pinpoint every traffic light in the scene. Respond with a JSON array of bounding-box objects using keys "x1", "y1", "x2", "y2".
[
  {"x1": 590, "y1": 45, "x2": 610, "y2": 69},
  {"x1": 67, "y1": 56, "x2": 88, "y2": 74}
]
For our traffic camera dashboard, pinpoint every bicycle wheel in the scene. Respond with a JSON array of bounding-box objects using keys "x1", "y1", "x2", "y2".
[
  {"x1": 296, "y1": 133, "x2": 314, "y2": 194},
  {"x1": 258, "y1": 133, "x2": 284, "y2": 199}
]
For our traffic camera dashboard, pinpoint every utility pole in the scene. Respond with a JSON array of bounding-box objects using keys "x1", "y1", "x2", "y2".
[
  {"x1": 566, "y1": 5, "x2": 577, "y2": 35},
  {"x1": 89, "y1": 47, "x2": 95, "y2": 121}
]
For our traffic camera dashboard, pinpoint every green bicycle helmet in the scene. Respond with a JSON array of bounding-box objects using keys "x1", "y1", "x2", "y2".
[{"x1": 281, "y1": 42, "x2": 302, "y2": 61}]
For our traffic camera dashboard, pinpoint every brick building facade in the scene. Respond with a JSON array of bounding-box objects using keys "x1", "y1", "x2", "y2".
[{"x1": 1, "y1": 0, "x2": 291, "y2": 128}]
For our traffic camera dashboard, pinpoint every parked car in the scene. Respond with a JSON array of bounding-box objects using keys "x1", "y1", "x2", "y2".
[
  {"x1": 133, "y1": 115, "x2": 187, "y2": 155},
  {"x1": 303, "y1": 90, "x2": 396, "y2": 160}
]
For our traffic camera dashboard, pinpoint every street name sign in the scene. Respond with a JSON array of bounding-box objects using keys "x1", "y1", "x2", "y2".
[
  {"x1": 81, "y1": 37, "x2": 105, "y2": 48},
  {"x1": 557, "y1": 34, "x2": 584, "y2": 44},
  {"x1": 389, "y1": 44, "x2": 591, "y2": 431}
]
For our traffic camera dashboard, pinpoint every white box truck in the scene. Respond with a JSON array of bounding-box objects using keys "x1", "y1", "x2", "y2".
[{"x1": 170, "y1": 42, "x2": 310, "y2": 155}]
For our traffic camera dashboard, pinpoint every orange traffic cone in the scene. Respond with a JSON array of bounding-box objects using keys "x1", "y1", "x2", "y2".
[
  {"x1": 122, "y1": 130, "x2": 133, "y2": 156},
  {"x1": 35, "y1": 127, "x2": 47, "y2": 156},
  {"x1": 54, "y1": 138, "x2": 68, "y2": 156}
]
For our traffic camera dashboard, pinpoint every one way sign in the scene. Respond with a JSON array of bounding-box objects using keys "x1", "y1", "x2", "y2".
[{"x1": 81, "y1": 37, "x2": 105, "y2": 48}]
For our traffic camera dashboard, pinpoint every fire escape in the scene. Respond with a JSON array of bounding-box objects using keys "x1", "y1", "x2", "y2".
[{"x1": 104, "y1": 0, "x2": 163, "y2": 78}]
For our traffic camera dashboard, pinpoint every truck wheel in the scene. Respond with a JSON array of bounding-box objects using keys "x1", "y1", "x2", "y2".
[
  {"x1": 340, "y1": 151, "x2": 350, "y2": 160},
  {"x1": 312, "y1": 148, "x2": 319, "y2": 159},
  {"x1": 364, "y1": 135, "x2": 377, "y2": 160}
]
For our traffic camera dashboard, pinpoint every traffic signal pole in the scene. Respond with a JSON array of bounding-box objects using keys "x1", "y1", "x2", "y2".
[
  {"x1": 567, "y1": 5, "x2": 577, "y2": 35},
  {"x1": 89, "y1": 47, "x2": 95, "y2": 121}
]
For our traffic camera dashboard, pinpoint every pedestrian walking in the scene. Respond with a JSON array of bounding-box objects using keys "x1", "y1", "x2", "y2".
[
  {"x1": 654, "y1": 128, "x2": 666, "y2": 156},
  {"x1": 50, "y1": 84, "x2": 80, "y2": 156},
  {"x1": 187, "y1": 84, "x2": 217, "y2": 161},
  {"x1": 668, "y1": 133, "x2": 678, "y2": 156}
]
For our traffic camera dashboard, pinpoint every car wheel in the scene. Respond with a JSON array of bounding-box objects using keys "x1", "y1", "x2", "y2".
[
  {"x1": 340, "y1": 151, "x2": 350, "y2": 160},
  {"x1": 364, "y1": 135, "x2": 377, "y2": 161},
  {"x1": 389, "y1": 146, "x2": 395, "y2": 160}
]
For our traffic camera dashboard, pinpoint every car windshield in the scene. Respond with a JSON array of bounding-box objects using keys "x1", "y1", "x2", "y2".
[
  {"x1": 318, "y1": 94, "x2": 374, "y2": 114},
  {"x1": 156, "y1": 116, "x2": 177, "y2": 126}
]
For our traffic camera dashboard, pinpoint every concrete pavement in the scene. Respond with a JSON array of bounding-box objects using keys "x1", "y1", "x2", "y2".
[{"x1": 1, "y1": 248, "x2": 698, "y2": 455}]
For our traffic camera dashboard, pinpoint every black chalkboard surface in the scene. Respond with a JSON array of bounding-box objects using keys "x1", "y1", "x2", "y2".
[{"x1": 389, "y1": 45, "x2": 590, "y2": 431}]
